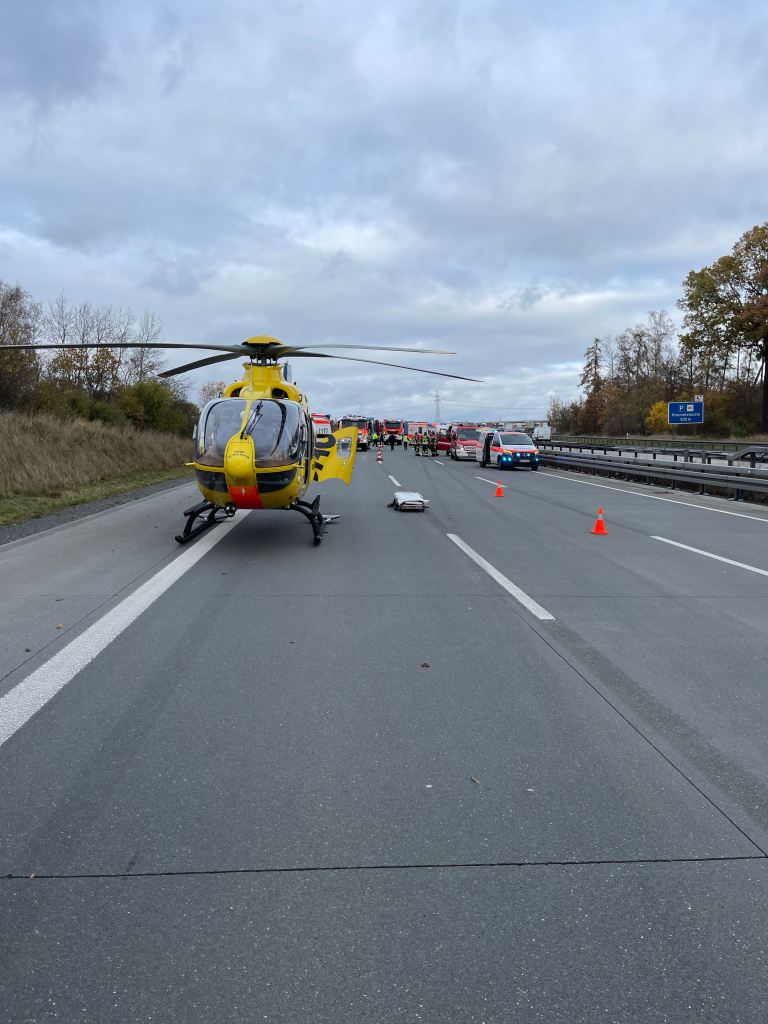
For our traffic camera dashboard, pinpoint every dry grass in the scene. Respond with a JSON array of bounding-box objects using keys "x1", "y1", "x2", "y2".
[{"x1": 0, "y1": 409, "x2": 193, "y2": 498}]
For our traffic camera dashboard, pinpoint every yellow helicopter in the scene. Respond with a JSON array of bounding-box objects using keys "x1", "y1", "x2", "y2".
[{"x1": 1, "y1": 334, "x2": 477, "y2": 545}]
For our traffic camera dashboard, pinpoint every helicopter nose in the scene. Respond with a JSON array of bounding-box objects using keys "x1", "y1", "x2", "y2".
[{"x1": 224, "y1": 436, "x2": 256, "y2": 488}]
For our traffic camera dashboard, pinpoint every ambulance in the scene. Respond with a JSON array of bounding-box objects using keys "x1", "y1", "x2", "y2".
[
  {"x1": 477, "y1": 429, "x2": 541, "y2": 470},
  {"x1": 310, "y1": 412, "x2": 332, "y2": 437}
]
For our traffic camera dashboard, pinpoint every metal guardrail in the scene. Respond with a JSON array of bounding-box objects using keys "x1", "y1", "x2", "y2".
[
  {"x1": 553, "y1": 434, "x2": 748, "y2": 453},
  {"x1": 544, "y1": 440, "x2": 768, "y2": 468},
  {"x1": 538, "y1": 447, "x2": 768, "y2": 501}
]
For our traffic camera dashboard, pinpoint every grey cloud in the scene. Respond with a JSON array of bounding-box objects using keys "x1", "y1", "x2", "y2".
[
  {"x1": 497, "y1": 285, "x2": 544, "y2": 313},
  {"x1": 1, "y1": 0, "x2": 767, "y2": 415},
  {"x1": 0, "y1": 0, "x2": 110, "y2": 102}
]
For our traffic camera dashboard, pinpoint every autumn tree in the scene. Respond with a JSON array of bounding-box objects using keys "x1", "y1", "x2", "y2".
[
  {"x1": 0, "y1": 282, "x2": 42, "y2": 408},
  {"x1": 679, "y1": 223, "x2": 768, "y2": 429},
  {"x1": 644, "y1": 401, "x2": 670, "y2": 434}
]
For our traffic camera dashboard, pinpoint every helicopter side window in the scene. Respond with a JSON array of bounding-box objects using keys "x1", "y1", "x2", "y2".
[
  {"x1": 296, "y1": 413, "x2": 309, "y2": 461},
  {"x1": 197, "y1": 399, "x2": 248, "y2": 466},
  {"x1": 243, "y1": 400, "x2": 303, "y2": 467},
  {"x1": 304, "y1": 412, "x2": 314, "y2": 462}
]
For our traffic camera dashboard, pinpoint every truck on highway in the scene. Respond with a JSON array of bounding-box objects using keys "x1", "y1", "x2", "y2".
[
  {"x1": 382, "y1": 418, "x2": 404, "y2": 444},
  {"x1": 339, "y1": 415, "x2": 371, "y2": 450},
  {"x1": 445, "y1": 423, "x2": 481, "y2": 460}
]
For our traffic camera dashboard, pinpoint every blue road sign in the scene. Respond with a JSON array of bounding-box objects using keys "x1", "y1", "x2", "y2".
[{"x1": 668, "y1": 401, "x2": 704, "y2": 425}]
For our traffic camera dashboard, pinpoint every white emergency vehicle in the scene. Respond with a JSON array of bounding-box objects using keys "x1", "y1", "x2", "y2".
[
  {"x1": 477, "y1": 430, "x2": 541, "y2": 470},
  {"x1": 310, "y1": 413, "x2": 332, "y2": 436}
]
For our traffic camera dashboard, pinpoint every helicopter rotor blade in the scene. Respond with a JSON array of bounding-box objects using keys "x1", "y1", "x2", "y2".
[
  {"x1": 291, "y1": 351, "x2": 482, "y2": 382},
  {"x1": 158, "y1": 353, "x2": 243, "y2": 377},
  {"x1": 0, "y1": 342, "x2": 246, "y2": 353},
  {"x1": 0, "y1": 339, "x2": 459, "y2": 360},
  {"x1": 271, "y1": 343, "x2": 457, "y2": 357},
  {"x1": 0, "y1": 338, "x2": 477, "y2": 379}
]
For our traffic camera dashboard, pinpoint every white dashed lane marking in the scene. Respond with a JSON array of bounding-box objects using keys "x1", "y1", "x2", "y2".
[
  {"x1": 538, "y1": 470, "x2": 768, "y2": 524},
  {"x1": 447, "y1": 533, "x2": 555, "y2": 622},
  {"x1": 652, "y1": 536, "x2": 768, "y2": 578}
]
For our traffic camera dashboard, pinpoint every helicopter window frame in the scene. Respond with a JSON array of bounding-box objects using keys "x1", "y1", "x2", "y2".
[
  {"x1": 197, "y1": 398, "x2": 249, "y2": 465},
  {"x1": 196, "y1": 398, "x2": 308, "y2": 469},
  {"x1": 242, "y1": 399, "x2": 303, "y2": 468}
]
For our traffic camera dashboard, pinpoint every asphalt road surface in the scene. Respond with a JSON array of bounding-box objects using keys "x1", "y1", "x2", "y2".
[{"x1": 1, "y1": 452, "x2": 767, "y2": 1023}]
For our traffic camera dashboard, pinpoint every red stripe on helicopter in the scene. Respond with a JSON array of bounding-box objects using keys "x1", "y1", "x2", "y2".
[{"x1": 229, "y1": 485, "x2": 263, "y2": 509}]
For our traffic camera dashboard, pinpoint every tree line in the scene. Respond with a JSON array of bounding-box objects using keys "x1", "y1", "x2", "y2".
[
  {"x1": 548, "y1": 224, "x2": 768, "y2": 437},
  {"x1": 0, "y1": 282, "x2": 198, "y2": 435}
]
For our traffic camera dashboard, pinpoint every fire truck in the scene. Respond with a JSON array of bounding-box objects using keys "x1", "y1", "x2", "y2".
[
  {"x1": 339, "y1": 415, "x2": 371, "y2": 451},
  {"x1": 446, "y1": 423, "x2": 482, "y2": 460},
  {"x1": 381, "y1": 418, "x2": 404, "y2": 444}
]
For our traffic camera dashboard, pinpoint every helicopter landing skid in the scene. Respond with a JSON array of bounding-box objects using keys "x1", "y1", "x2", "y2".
[
  {"x1": 175, "y1": 500, "x2": 236, "y2": 544},
  {"x1": 293, "y1": 496, "x2": 332, "y2": 545}
]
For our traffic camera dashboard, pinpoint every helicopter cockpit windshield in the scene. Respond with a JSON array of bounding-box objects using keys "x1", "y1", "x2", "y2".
[{"x1": 197, "y1": 399, "x2": 304, "y2": 468}]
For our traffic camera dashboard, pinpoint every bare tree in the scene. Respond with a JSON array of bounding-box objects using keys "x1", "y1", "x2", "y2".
[
  {"x1": 109, "y1": 306, "x2": 135, "y2": 382},
  {"x1": 199, "y1": 380, "x2": 227, "y2": 405},
  {"x1": 47, "y1": 299, "x2": 94, "y2": 389},
  {"x1": 602, "y1": 335, "x2": 616, "y2": 382},
  {"x1": 43, "y1": 293, "x2": 74, "y2": 345},
  {"x1": 122, "y1": 311, "x2": 165, "y2": 384}
]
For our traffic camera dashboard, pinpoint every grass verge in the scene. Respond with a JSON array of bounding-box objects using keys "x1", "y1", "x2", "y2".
[{"x1": 0, "y1": 466, "x2": 194, "y2": 526}]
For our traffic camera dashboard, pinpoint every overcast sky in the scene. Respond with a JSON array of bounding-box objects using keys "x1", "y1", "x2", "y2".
[{"x1": 1, "y1": 0, "x2": 766, "y2": 420}]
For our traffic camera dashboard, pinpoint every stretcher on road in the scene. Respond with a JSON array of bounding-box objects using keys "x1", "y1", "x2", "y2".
[{"x1": 388, "y1": 490, "x2": 430, "y2": 512}]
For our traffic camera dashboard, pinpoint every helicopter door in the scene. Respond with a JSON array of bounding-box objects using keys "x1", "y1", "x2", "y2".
[{"x1": 310, "y1": 426, "x2": 358, "y2": 485}]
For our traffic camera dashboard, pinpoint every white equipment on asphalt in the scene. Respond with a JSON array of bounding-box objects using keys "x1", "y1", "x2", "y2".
[{"x1": 388, "y1": 490, "x2": 430, "y2": 512}]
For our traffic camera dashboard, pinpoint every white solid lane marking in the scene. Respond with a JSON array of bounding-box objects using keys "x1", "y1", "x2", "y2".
[
  {"x1": 447, "y1": 533, "x2": 555, "y2": 621},
  {"x1": 476, "y1": 477, "x2": 506, "y2": 488},
  {"x1": 652, "y1": 536, "x2": 768, "y2": 578},
  {"x1": 0, "y1": 514, "x2": 244, "y2": 749},
  {"x1": 388, "y1": 474, "x2": 402, "y2": 487},
  {"x1": 538, "y1": 470, "x2": 768, "y2": 525},
  {"x1": 433, "y1": 460, "x2": 444, "y2": 465}
]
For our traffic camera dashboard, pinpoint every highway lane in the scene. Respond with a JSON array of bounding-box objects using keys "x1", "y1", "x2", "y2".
[
  {"x1": 400, "y1": 455, "x2": 768, "y2": 842},
  {"x1": 0, "y1": 481, "x2": 201, "y2": 687},
  {"x1": 1, "y1": 450, "x2": 767, "y2": 1022}
]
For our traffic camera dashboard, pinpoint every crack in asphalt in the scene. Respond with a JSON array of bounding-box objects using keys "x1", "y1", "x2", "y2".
[{"x1": 2, "y1": 853, "x2": 766, "y2": 883}]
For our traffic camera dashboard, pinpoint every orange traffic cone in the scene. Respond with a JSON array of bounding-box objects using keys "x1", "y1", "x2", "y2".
[
  {"x1": 591, "y1": 508, "x2": 609, "y2": 535},
  {"x1": 494, "y1": 480, "x2": 504, "y2": 497},
  {"x1": 376, "y1": 448, "x2": 383, "y2": 464}
]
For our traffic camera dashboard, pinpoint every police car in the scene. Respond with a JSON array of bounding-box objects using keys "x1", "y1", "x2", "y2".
[{"x1": 478, "y1": 430, "x2": 540, "y2": 470}]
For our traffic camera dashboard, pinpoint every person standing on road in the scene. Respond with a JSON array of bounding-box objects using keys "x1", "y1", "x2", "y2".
[
  {"x1": 403, "y1": 433, "x2": 409, "y2": 451},
  {"x1": 388, "y1": 433, "x2": 396, "y2": 451}
]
